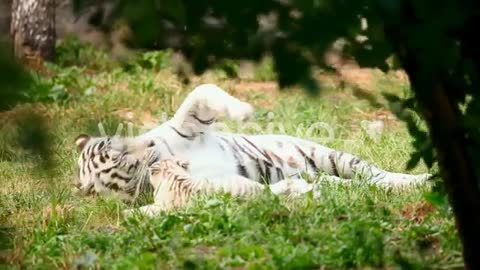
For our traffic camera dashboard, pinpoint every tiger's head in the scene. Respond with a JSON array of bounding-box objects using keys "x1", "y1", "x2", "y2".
[{"x1": 74, "y1": 134, "x2": 159, "y2": 201}]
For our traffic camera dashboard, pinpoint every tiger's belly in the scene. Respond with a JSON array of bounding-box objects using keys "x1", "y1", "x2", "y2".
[
  {"x1": 173, "y1": 135, "x2": 239, "y2": 184},
  {"x1": 232, "y1": 134, "x2": 333, "y2": 182}
]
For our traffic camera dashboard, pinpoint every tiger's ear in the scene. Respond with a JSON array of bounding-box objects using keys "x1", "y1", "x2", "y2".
[{"x1": 75, "y1": 134, "x2": 90, "y2": 151}]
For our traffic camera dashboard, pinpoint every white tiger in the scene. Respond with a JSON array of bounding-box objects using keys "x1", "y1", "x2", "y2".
[
  {"x1": 74, "y1": 83, "x2": 431, "y2": 202},
  {"x1": 123, "y1": 159, "x2": 317, "y2": 216}
]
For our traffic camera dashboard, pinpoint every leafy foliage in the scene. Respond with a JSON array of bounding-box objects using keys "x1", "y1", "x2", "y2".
[
  {"x1": 135, "y1": 50, "x2": 172, "y2": 70},
  {"x1": 56, "y1": 35, "x2": 111, "y2": 69},
  {"x1": 74, "y1": 0, "x2": 370, "y2": 91}
]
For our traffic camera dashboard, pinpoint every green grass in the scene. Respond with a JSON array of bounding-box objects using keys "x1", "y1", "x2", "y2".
[{"x1": 0, "y1": 47, "x2": 462, "y2": 269}]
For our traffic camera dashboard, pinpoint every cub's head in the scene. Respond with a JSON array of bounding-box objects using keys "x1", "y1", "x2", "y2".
[
  {"x1": 74, "y1": 134, "x2": 158, "y2": 200},
  {"x1": 149, "y1": 159, "x2": 189, "y2": 189}
]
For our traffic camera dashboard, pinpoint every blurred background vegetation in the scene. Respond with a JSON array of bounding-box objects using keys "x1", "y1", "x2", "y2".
[{"x1": 1, "y1": 0, "x2": 480, "y2": 268}]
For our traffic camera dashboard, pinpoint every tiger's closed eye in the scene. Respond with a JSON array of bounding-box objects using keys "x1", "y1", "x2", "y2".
[
  {"x1": 149, "y1": 162, "x2": 162, "y2": 175},
  {"x1": 175, "y1": 160, "x2": 189, "y2": 169},
  {"x1": 150, "y1": 168, "x2": 162, "y2": 176}
]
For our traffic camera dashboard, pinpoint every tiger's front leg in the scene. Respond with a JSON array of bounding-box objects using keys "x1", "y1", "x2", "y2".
[
  {"x1": 168, "y1": 84, "x2": 253, "y2": 136},
  {"x1": 123, "y1": 184, "x2": 181, "y2": 217},
  {"x1": 123, "y1": 174, "x2": 265, "y2": 217}
]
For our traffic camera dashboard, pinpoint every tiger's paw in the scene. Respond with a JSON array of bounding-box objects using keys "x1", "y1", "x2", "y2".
[
  {"x1": 269, "y1": 178, "x2": 314, "y2": 197},
  {"x1": 286, "y1": 179, "x2": 315, "y2": 198},
  {"x1": 227, "y1": 101, "x2": 254, "y2": 122},
  {"x1": 122, "y1": 208, "x2": 135, "y2": 218}
]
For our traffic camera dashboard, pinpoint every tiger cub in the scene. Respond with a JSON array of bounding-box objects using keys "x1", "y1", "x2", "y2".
[{"x1": 123, "y1": 159, "x2": 317, "y2": 217}]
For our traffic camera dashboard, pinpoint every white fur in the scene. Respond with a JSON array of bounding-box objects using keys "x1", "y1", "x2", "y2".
[{"x1": 78, "y1": 83, "x2": 431, "y2": 213}]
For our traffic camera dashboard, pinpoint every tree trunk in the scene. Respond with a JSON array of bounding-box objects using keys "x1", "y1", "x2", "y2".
[
  {"x1": 10, "y1": 0, "x2": 56, "y2": 62},
  {"x1": 0, "y1": 0, "x2": 12, "y2": 42},
  {"x1": 396, "y1": 50, "x2": 480, "y2": 270},
  {"x1": 383, "y1": 2, "x2": 480, "y2": 269},
  {"x1": 413, "y1": 79, "x2": 480, "y2": 270}
]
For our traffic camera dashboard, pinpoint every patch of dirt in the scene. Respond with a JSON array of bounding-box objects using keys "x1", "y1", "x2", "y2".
[
  {"x1": 318, "y1": 66, "x2": 410, "y2": 93},
  {"x1": 323, "y1": 46, "x2": 410, "y2": 92},
  {"x1": 338, "y1": 68, "x2": 380, "y2": 91},
  {"x1": 230, "y1": 81, "x2": 279, "y2": 110},
  {"x1": 360, "y1": 108, "x2": 397, "y2": 126},
  {"x1": 233, "y1": 81, "x2": 278, "y2": 93},
  {"x1": 400, "y1": 201, "x2": 436, "y2": 223},
  {"x1": 322, "y1": 47, "x2": 411, "y2": 93}
]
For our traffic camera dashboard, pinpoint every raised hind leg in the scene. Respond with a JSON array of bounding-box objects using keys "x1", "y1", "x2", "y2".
[{"x1": 168, "y1": 84, "x2": 253, "y2": 137}]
